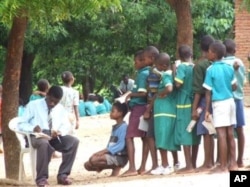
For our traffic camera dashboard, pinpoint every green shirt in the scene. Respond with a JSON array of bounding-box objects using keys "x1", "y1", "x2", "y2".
[
  {"x1": 129, "y1": 66, "x2": 150, "y2": 108},
  {"x1": 192, "y1": 59, "x2": 211, "y2": 95}
]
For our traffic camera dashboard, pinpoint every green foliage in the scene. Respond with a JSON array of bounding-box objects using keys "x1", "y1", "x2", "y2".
[
  {"x1": 0, "y1": 0, "x2": 235, "y2": 92},
  {"x1": 32, "y1": 0, "x2": 177, "y2": 93},
  {"x1": 242, "y1": 0, "x2": 250, "y2": 11},
  {"x1": 192, "y1": 0, "x2": 234, "y2": 39},
  {"x1": 0, "y1": 0, "x2": 121, "y2": 27},
  {"x1": 192, "y1": 0, "x2": 234, "y2": 58}
]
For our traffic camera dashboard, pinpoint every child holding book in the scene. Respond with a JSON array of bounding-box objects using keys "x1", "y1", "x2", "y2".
[
  {"x1": 174, "y1": 45, "x2": 200, "y2": 173},
  {"x1": 203, "y1": 40, "x2": 238, "y2": 172},
  {"x1": 121, "y1": 50, "x2": 150, "y2": 177}
]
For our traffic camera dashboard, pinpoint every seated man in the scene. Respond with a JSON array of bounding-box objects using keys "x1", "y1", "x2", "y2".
[
  {"x1": 119, "y1": 75, "x2": 134, "y2": 95},
  {"x1": 84, "y1": 102, "x2": 128, "y2": 176},
  {"x1": 19, "y1": 85, "x2": 79, "y2": 186}
]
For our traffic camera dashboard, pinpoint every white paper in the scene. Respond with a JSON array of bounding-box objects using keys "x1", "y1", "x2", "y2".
[{"x1": 138, "y1": 116, "x2": 149, "y2": 132}]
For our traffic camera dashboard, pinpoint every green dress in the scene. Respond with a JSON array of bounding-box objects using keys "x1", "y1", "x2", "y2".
[
  {"x1": 174, "y1": 63, "x2": 200, "y2": 146},
  {"x1": 154, "y1": 71, "x2": 180, "y2": 151}
]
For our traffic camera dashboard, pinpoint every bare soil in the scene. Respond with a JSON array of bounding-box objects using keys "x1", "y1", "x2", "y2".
[{"x1": 1, "y1": 108, "x2": 250, "y2": 187}]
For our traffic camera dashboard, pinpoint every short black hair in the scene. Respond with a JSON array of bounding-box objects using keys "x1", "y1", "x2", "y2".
[
  {"x1": 209, "y1": 40, "x2": 226, "y2": 60},
  {"x1": 144, "y1": 46, "x2": 160, "y2": 59},
  {"x1": 96, "y1": 94, "x2": 104, "y2": 103},
  {"x1": 47, "y1": 85, "x2": 63, "y2": 100},
  {"x1": 112, "y1": 101, "x2": 128, "y2": 118},
  {"x1": 37, "y1": 79, "x2": 49, "y2": 92},
  {"x1": 155, "y1": 53, "x2": 171, "y2": 66},
  {"x1": 200, "y1": 35, "x2": 214, "y2": 52},
  {"x1": 178, "y1": 45, "x2": 192, "y2": 59},
  {"x1": 223, "y1": 39, "x2": 236, "y2": 55},
  {"x1": 61, "y1": 71, "x2": 73, "y2": 84},
  {"x1": 134, "y1": 50, "x2": 144, "y2": 59}
]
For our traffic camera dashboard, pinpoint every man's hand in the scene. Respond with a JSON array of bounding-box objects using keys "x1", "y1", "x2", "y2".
[
  {"x1": 51, "y1": 130, "x2": 61, "y2": 138},
  {"x1": 33, "y1": 125, "x2": 42, "y2": 133}
]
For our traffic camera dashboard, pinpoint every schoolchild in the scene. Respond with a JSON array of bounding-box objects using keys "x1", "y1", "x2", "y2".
[
  {"x1": 121, "y1": 50, "x2": 149, "y2": 177},
  {"x1": 150, "y1": 53, "x2": 180, "y2": 175},
  {"x1": 29, "y1": 79, "x2": 50, "y2": 101},
  {"x1": 174, "y1": 45, "x2": 200, "y2": 173},
  {"x1": 223, "y1": 39, "x2": 246, "y2": 168},
  {"x1": 192, "y1": 35, "x2": 215, "y2": 171},
  {"x1": 60, "y1": 71, "x2": 80, "y2": 134},
  {"x1": 139, "y1": 45, "x2": 160, "y2": 174},
  {"x1": 84, "y1": 101, "x2": 129, "y2": 176},
  {"x1": 203, "y1": 40, "x2": 238, "y2": 172}
]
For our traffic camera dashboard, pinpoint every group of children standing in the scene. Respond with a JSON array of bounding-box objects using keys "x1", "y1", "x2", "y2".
[{"x1": 84, "y1": 35, "x2": 246, "y2": 177}]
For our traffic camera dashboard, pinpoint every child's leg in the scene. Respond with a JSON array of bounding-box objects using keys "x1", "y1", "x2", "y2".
[
  {"x1": 138, "y1": 137, "x2": 149, "y2": 174},
  {"x1": 159, "y1": 149, "x2": 169, "y2": 167},
  {"x1": 227, "y1": 126, "x2": 238, "y2": 170},
  {"x1": 235, "y1": 127, "x2": 245, "y2": 167},
  {"x1": 177, "y1": 145, "x2": 195, "y2": 173},
  {"x1": 191, "y1": 144, "x2": 199, "y2": 169},
  {"x1": 197, "y1": 134, "x2": 214, "y2": 171},
  {"x1": 171, "y1": 151, "x2": 179, "y2": 165},
  {"x1": 171, "y1": 151, "x2": 180, "y2": 171},
  {"x1": 84, "y1": 154, "x2": 111, "y2": 172},
  {"x1": 0, "y1": 135, "x2": 3, "y2": 153},
  {"x1": 121, "y1": 138, "x2": 137, "y2": 176},
  {"x1": 212, "y1": 127, "x2": 228, "y2": 172},
  {"x1": 147, "y1": 137, "x2": 158, "y2": 170}
]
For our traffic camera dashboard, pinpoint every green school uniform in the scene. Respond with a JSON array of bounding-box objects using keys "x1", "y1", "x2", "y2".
[
  {"x1": 174, "y1": 63, "x2": 200, "y2": 146},
  {"x1": 154, "y1": 71, "x2": 180, "y2": 151}
]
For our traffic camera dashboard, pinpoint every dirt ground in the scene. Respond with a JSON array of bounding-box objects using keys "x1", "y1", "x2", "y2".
[{"x1": 1, "y1": 107, "x2": 250, "y2": 187}]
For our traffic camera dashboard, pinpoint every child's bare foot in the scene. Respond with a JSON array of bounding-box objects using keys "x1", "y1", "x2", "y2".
[
  {"x1": 110, "y1": 167, "x2": 121, "y2": 176},
  {"x1": 195, "y1": 165, "x2": 214, "y2": 172},
  {"x1": 228, "y1": 164, "x2": 238, "y2": 171},
  {"x1": 176, "y1": 167, "x2": 195, "y2": 174},
  {"x1": 137, "y1": 169, "x2": 148, "y2": 175},
  {"x1": 237, "y1": 161, "x2": 244, "y2": 168},
  {"x1": 120, "y1": 169, "x2": 138, "y2": 177},
  {"x1": 209, "y1": 165, "x2": 228, "y2": 174}
]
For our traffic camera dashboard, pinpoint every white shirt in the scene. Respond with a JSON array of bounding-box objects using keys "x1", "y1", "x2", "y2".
[
  {"x1": 60, "y1": 86, "x2": 79, "y2": 113},
  {"x1": 18, "y1": 98, "x2": 71, "y2": 136},
  {"x1": 119, "y1": 79, "x2": 134, "y2": 93}
]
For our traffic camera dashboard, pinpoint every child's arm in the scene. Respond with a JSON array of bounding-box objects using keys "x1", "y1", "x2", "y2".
[
  {"x1": 157, "y1": 85, "x2": 172, "y2": 98},
  {"x1": 33, "y1": 90, "x2": 46, "y2": 97},
  {"x1": 232, "y1": 83, "x2": 237, "y2": 91},
  {"x1": 143, "y1": 94, "x2": 157, "y2": 119},
  {"x1": 204, "y1": 89, "x2": 211, "y2": 122},
  {"x1": 125, "y1": 92, "x2": 147, "y2": 103},
  {"x1": 107, "y1": 125, "x2": 127, "y2": 155},
  {"x1": 73, "y1": 105, "x2": 80, "y2": 129},
  {"x1": 192, "y1": 94, "x2": 201, "y2": 120},
  {"x1": 174, "y1": 81, "x2": 182, "y2": 89}
]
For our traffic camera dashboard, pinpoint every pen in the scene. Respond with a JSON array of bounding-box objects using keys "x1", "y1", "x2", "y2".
[{"x1": 57, "y1": 136, "x2": 62, "y2": 143}]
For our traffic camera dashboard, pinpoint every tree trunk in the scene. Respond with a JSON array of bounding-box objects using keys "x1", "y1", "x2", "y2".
[
  {"x1": 19, "y1": 51, "x2": 35, "y2": 105},
  {"x1": 166, "y1": 0, "x2": 193, "y2": 57},
  {"x1": 2, "y1": 15, "x2": 28, "y2": 180}
]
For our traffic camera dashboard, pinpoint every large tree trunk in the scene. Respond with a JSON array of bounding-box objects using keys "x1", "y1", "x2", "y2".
[
  {"x1": 19, "y1": 51, "x2": 35, "y2": 105},
  {"x1": 2, "y1": 15, "x2": 28, "y2": 179},
  {"x1": 166, "y1": 0, "x2": 193, "y2": 57}
]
